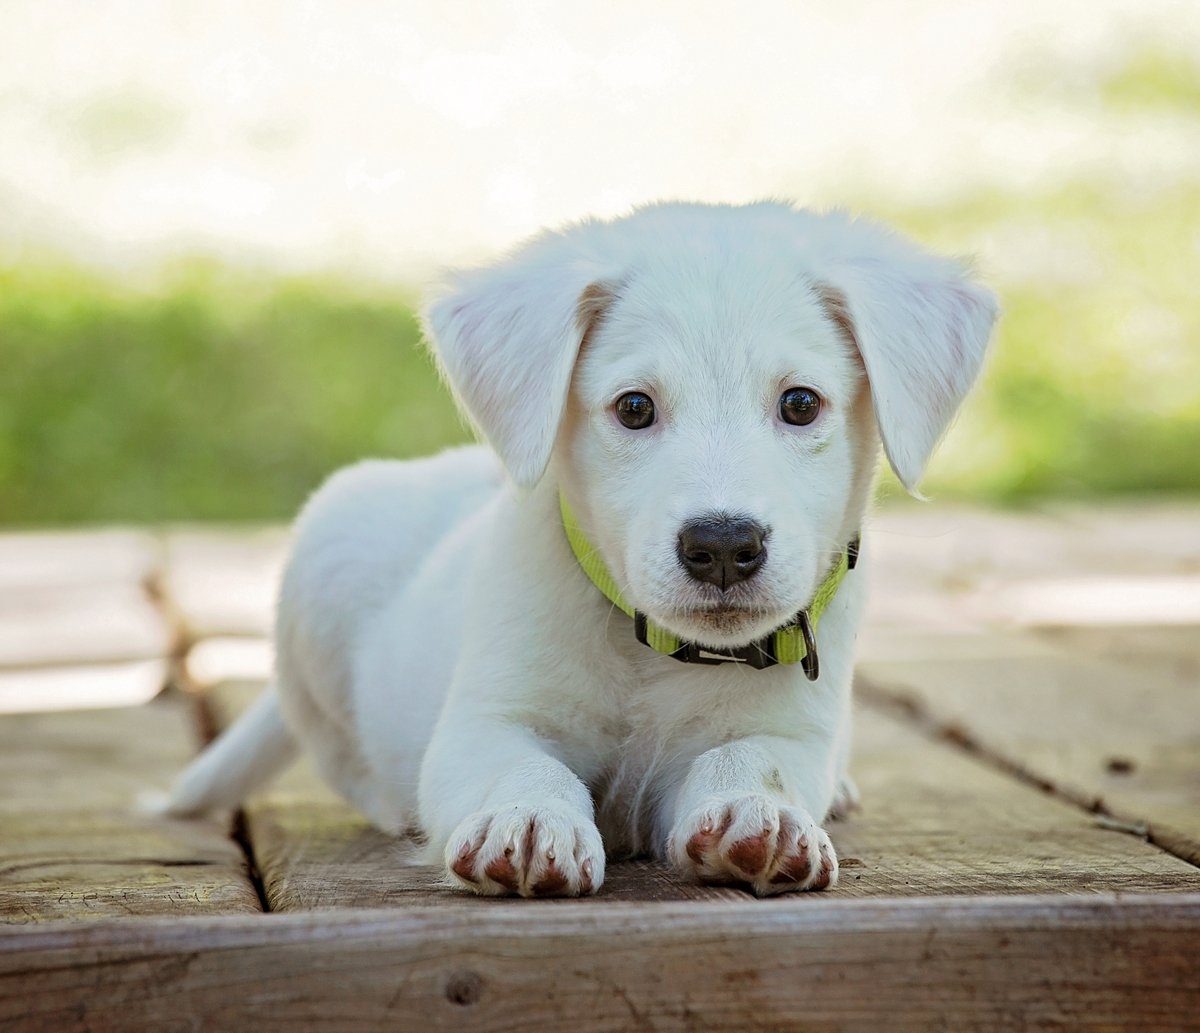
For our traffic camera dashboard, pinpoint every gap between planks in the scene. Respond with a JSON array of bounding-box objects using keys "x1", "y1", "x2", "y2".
[
  {"x1": 152, "y1": 516, "x2": 1200, "y2": 909},
  {"x1": 143, "y1": 559, "x2": 275, "y2": 913},
  {"x1": 190, "y1": 678, "x2": 273, "y2": 913},
  {"x1": 855, "y1": 669, "x2": 1200, "y2": 872},
  {"x1": 205, "y1": 677, "x2": 1199, "y2": 912},
  {"x1": 136, "y1": 530, "x2": 309, "y2": 921}
]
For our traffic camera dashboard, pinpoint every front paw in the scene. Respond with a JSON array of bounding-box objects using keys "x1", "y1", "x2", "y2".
[
  {"x1": 445, "y1": 803, "x2": 605, "y2": 897},
  {"x1": 668, "y1": 795, "x2": 837, "y2": 896}
]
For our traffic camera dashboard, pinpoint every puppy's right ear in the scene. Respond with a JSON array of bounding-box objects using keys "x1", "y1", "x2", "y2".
[
  {"x1": 423, "y1": 233, "x2": 614, "y2": 487},
  {"x1": 812, "y1": 216, "x2": 998, "y2": 494}
]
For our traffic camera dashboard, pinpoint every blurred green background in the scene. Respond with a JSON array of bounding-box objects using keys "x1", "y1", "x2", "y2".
[
  {"x1": 3, "y1": 17, "x2": 1198, "y2": 526},
  {"x1": 1, "y1": 266, "x2": 456, "y2": 524}
]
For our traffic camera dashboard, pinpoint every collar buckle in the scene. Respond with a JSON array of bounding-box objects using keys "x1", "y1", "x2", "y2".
[
  {"x1": 788, "y1": 609, "x2": 820, "y2": 681},
  {"x1": 676, "y1": 639, "x2": 779, "y2": 669}
]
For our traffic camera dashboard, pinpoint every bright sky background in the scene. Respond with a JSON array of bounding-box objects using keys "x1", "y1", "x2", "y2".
[{"x1": 2, "y1": 0, "x2": 1198, "y2": 278}]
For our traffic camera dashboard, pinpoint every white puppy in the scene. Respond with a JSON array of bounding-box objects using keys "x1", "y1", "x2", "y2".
[{"x1": 167, "y1": 202, "x2": 996, "y2": 897}]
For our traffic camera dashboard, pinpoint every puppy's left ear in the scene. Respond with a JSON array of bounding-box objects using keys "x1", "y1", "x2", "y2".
[
  {"x1": 817, "y1": 224, "x2": 999, "y2": 493},
  {"x1": 423, "y1": 233, "x2": 614, "y2": 487}
]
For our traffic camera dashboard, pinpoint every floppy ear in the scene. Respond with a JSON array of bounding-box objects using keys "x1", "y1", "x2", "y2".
[
  {"x1": 816, "y1": 226, "x2": 998, "y2": 493},
  {"x1": 422, "y1": 233, "x2": 615, "y2": 487}
]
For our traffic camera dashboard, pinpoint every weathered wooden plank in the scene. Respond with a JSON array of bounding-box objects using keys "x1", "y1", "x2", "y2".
[
  {"x1": 0, "y1": 530, "x2": 168, "y2": 670},
  {"x1": 0, "y1": 659, "x2": 167, "y2": 715},
  {"x1": 1037, "y1": 502, "x2": 1200, "y2": 575},
  {"x1": 184, "y1": 635, "x2": 274, "y2": 685},
  {"x1": 836, "y1": 690, "x2": 1198, "y2": 895},
  {"x1": 0, "y1": 584, "x2": 168, "y2": 671},
  {"x1": 868, "y1": 502, "x2": 1200, "y2": 586},
  {"x1": 0, "y1": 530, "x2": 160, "y2": 592},
  {"x1": 864, "y1": 502, "x2": 1200, "y2": 632},
  {"x1": 2, "y1": 895, "x2": 1198, "y2": 1033},
  {"x1": 858, "y1": 625, "x2": 1200, "y2": 866},
  {"x1": 1032, "y1": 623, "x2": 1200, "y2": 683},
  {"x1": 0, "y1": 698, "x2": 262, "y2": 922},
  {"x1": 208, "y1": 680, "x2": 1199, "y2": 911},
  {"x1": 162, "y1": 528, "x2": 288, "y2": 638}
]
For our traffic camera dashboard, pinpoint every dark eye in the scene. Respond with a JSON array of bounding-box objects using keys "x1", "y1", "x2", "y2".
[
  {"x1": 779, "y1": 387, "x2": 822, "y2": 426},
  {"x1": 615, "y1": 391, "x2": 656, "y2": 430}
]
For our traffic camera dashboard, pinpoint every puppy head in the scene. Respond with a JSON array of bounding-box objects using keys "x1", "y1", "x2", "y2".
[{"x1": 424, "y1": 203, "x2": 997, "y2": 648}]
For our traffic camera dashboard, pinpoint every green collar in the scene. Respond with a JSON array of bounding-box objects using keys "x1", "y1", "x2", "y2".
[{"x1": 559, "y1": 494, "x2": 857, "y2": 679}]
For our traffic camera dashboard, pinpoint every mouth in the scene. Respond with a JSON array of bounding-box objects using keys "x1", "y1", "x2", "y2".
[
  {"x1": 662, "y1": 597, "x2": 794, "y2": 647},
  {"x1": 689, "y1": 602, "x2": 760, "y2": 621},
  {"x1": 632, "y1": 570, "x2": 801, "y2": 649},
  {"x1": 679, "y1": 581, "x2": 779, "y2": 618}
]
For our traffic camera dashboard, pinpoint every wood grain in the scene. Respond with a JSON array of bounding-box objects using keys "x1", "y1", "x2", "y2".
[
  {"x1": 208, "y1": 681, "x2": 1199, "y2": 911},
  {"x1": 0, "y1": 505, "x2": 1197, "y2": 1030},
  {"x1": 859, "y1": 624, "x2": 1200, "y2": 866},
  {"x1": 2, "y1": 895, "x2": 1198, "y2": 1033},
  {"x1": 0, "y1": 698, "x2": 261, "y2": 922}
]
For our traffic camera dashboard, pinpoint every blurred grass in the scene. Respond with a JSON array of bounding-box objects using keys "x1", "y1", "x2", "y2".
[
  {"x1": 6, "y1": 32, "x2": 1200, "y2": 526},
  {"x1": 877, "y1": 180, "x2": 1200, "y2": 503},
  {"x1": 0, "y1": 265, "x2": 468, "y2": 524},
  {"x1": 3, "y1": 32, "x2": 1199, "y2": 526},
  {"x1": 3, "y1": 181, "x2": 1197, "y2": 528}
]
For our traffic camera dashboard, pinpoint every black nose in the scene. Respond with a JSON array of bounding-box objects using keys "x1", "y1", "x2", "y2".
[{"x1": 677, "y1": 516, "x2": 767, "y2": 589}]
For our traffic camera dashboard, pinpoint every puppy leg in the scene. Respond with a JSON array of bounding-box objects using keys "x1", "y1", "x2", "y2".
[
  {"x1": 274, "y1": 667, "x2": 414, "y2": 834},
  {"x1": 663, "y1": 736, "x2": 838, "y2": 896},
  {"x1": 420, "y1": 716, "x2": 605, "y2": 898}
]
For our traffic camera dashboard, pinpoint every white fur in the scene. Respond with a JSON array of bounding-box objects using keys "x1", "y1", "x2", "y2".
[{"x1": 167, "y1": 201, "x2": 996, "y2": 897}]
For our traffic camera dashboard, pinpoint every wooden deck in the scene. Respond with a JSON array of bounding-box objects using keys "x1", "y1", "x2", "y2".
[{"x1": 2, "y1": 503, "x2": 1198, "y2": 1031}]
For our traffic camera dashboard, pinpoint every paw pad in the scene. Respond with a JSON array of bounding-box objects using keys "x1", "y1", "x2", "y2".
[
  {"x1": 671, "y1": 796, "x2": 837, "y2": 895},
  {"x1": 445, "y1": 806, "x2": 604, "y2": 897}
]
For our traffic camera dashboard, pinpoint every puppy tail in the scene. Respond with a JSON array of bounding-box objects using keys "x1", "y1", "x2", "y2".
[{"x1": 163, "y1": 686, "x2": 297, "y2": 815}]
